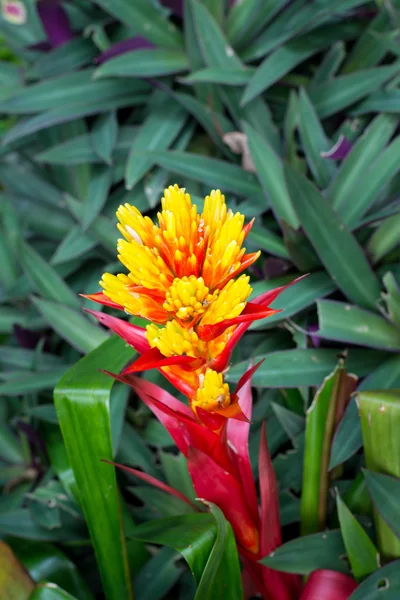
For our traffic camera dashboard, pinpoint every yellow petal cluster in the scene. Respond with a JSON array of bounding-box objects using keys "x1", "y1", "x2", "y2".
[{"x1": 101, "y1": 185, "x2": 260, "y2": 413}]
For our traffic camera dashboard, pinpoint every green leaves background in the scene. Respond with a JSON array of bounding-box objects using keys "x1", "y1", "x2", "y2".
[{"x1": 0, "y1": 0, "x2": 399, "y2": 598}]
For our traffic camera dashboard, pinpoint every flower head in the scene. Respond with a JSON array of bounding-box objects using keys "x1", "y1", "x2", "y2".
[{"x1": 87, "y1": 185, "x2": 299, "y2": 422}]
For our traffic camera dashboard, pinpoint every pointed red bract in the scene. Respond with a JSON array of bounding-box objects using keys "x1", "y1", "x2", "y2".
[
  {"x1": 259, "y1": 421, "x2": 298, "y2": 600},
  {"x1": 102, "y1": 459, "x2": 198, "y2": 510},
  {"x1": 81, "y1": 292, "x2": 123, "y2": 310},
  {"x1": 226, "y1": 366, "x2": 259, "y2": 523},
  {"x1": 122, "y1": 347, "x2": 205, "y2": 374},
  {"x1": 188, "y1": 446, "x2": 259, "y2": 554},
  {"x1": 197, "y1": 306, "x2": 280, "y2": 341},
  {"x1": 86, "y1": 309, "x2": 150, "y2": 355},
  {"x1": 299, "y1": 570, "x2": 357, "y2": 600}
]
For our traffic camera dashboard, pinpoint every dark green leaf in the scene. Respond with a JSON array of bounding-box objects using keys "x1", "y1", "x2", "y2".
[
  {"x1": 260, "y1": 530, "x2": 348, "y2": 574},
  {"x1": 94, "y1": 50, "x2": 188, "y2": 79},
  {"x1": 285, "y1": 165, "x2": 381, "y2": 310}
]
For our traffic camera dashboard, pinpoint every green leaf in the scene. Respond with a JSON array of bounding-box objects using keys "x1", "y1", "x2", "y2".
[
  {"x1": 180, "y1": 67, "x2": 253, "y2": 86},
  {"x1": 349, "y1": 559, "x2": 400, "y2": 600},
  {"x1": 144, "y1": 151, "x2": 264, "y2": 200},
  {"x1": 284, "y1": 164, "x2": 381, "y2": 310},
  {"x1": 244, "y1": 122, "x2": 299, "y2": 228},
  {"x1": 330, "y1": 355, "x2": 400, "y2": 470},
  {"x1": 311, "y1": 41, "x2": 346, "y2": 86},
  {"x1": 0, "y1": 367, "x2": 69, "y2": 396},
  {"x1": 308, "y1": 63, "x2": 400, "y2": 117},
  {"x1": 0, "y1": 70, "x2": 147, "y2": 114},
  {"x1": 367, "y1": 214, "x2": 400, "y2": 265},
  {"x1": 12, "y1": 540, "x2": 93, "y2": 600},
  {"x1": 51, "y1": 226, "x2": 97, "y2": 265},
  {"x1": 2, "y1": 94, "x2": 148, "y2": 146},
  {"x1": 352, "y1": 89, "x2": 400, "y2": 115},
  {"x1": 18, "y1": 242, "x2": 79, "y2": 308},
  {"x1": 241, "y1": 27, "x2": 350, "y2": 105},
  {"x1": 337, "y1": 493, "x2": 379, "y2": 581},
  {"x1": 227, "y1": 0, "x2": 286, "y2": 48},
  {"x1": 246, "y1": 225, "x2": 289, "y2": 259},
  {"x1": 317, "y1": 300, "x2": 400, "y2": 351},
  {"x1": 54, "y1": 336, "x2": 135, "y2": 600},
  {"x1": 81, "y1": 165, "x2": 113, "y2": 230},
  {"x1": 133, "y1": 547, "x2": 180, "y2": 600},
  {"x1": 358, "y1": 391, "x2": 400, "y2": 560},
  {"x1": 91, "y1": 111, "x2": 118, "y2": 166},
  {"x1": 29, "y1": 584, "x2": 79, "y2": 600},
  {"x1": 301, "y1": 362, "x2": 357, "y2": 535},
  {"x1": 31, "y1": 296, "x2": 108, "y2": 354},
  {"x1": 125, "y1": 95, "x2": 187, "y2": 190},
  {"x1": 327, "y1": 114, "x2": 398, "y2": 223},
  {"x1": 364, "y1": 471, "x2": 400, "y2": 544},
  {"x1": 131, "y1": 503, "x2": 243, "y2": 599},
  {"x1": 92, "y1": 0, "x2": 183, "y2": 49},
  {"x1": 259, "y1": 530, "x2": 348, "y2": 575},
  {"x1": 298, "y1": 88, "x2": 335, "y2": 188},
  {"x1": 226, "y1": 349, "x2": 385, "y2": 388},
  {"x1": 243, "y1": 0, "x2": 366, "y2": 61},
  {"x1": 251, "y1": 271, "x2": 336, "y2": 330},
  {"x1": 94, "y1": 50, "x2": 188, "y2": 79},
  {"x1": 28, "y1": 38, "x2": 98, "y2": 79}
]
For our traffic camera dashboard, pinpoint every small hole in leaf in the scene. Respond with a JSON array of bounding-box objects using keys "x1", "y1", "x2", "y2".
[{"x1": 377, "y1": 578, "x2": 389, "y2": 591}]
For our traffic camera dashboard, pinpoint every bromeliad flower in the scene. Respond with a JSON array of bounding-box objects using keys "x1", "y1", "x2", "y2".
[{"x1": 86, "y1": 185, "x2": 302, "y2": 423}]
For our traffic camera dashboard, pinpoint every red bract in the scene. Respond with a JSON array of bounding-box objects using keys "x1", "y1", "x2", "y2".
[{"x1": 106, "y1": 364, "x2": 304, "y2": 599}]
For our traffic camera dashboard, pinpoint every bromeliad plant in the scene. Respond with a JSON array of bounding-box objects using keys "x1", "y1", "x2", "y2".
[{"x1": 85, "y1": 185, "x2": 355, "y2": 599}]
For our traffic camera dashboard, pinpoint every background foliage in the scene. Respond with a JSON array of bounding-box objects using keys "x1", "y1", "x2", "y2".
[{"x1": 0, "y1": 0, "x2": 399, "y2": 598}]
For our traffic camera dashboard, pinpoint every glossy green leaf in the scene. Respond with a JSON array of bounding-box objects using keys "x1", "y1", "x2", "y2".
[
  {"x1": 311, "y1": 41, "x2": 346, "y2": 86},
  {"x1": 51, "y1": 226, "x2": 97, "y2": 265},
  {"x1": 337, "y1": 493, "x2": 379, "y2": 581},
  {"x1": 330, "y1": 355, "x2": 400, "y2": 470},
  {"x1": 243, "y1": 0, "x2": 366, "y2": 61},
  {"x1": 54, "y1": 336, "x2": 135, "y2": 600},
  {"x1": 29, "y1": 584, "x2": 78, "y2": 600},
  {"x1": 92, "y1": 0, "x2": 183, "y2": 49},
  {"x1": 180, "y1": 67, "x2": 253, "y2": 86},
  {"x1": 91, "y1": 111, "x2": 118, "y2": 166},
  {"x1": 131, "y1": 503, "x2": 243, "y2": 600},
  {"x1": 298, "y1": 88, "x2": 335, "y2": 188},
  {"x1": 227, "y1": 349, "x2": 385, "y2": 387},
  {"x1": 242, "y1": 25, "x2": 356, "y2": 105},
  {"x1": 328, "y1": 114, "x2": 398, "y2": 223},
  {"x1": 301, "y1": 362, "x2": 357, "y2": 535},
  {"x1": 227, "y1": 0, "x2": 286, "y2": 47},
  {"x1": 94, "y1": 50, "x2": 188, "y2": 79},
  {"x1": 364, "y1": 470, "x2": 400, "y2": 542},
  {"x1": 358, "y1": 391, "x2": 400, "y2": 560},
  {"x1": 81, "y1": 165, "x2": 113, "y2": 230},
  {"x1": 31, "y1": 296, "x2": 107, "y2": 354},
  {"x1": 28, "y1": 38, "x2": 98, "y2": 79},
  {"x1": 131, "y1": 547, "x2": 180, "y2": 600},
  {"x1": 18, "y1": 242, "x2": 79, "y2": 309},
  {"x1": 349, "y1": 559, "x2": 400, "y2": 600},
  {"x1": 0, "y1": 367, "x2": 69, "y2": 396},
  {"x1": 144, "y1": 150, "x2": 264, "y2": 200},
  {"x1": 367, "y1": 214, "x2": 400, "y2": 265},
  {"x1": 0, "y1": 71, "x2": 147, "y2": 114},
  {"x1": 244, "y1": 122, "x2": 298, "y2": 228},
  {"x1": 308, "y1": 63, "x2": 400, "y2": 117},
  {"x1": 353, "y1": 89, "x2": 400, "y2": 115},
  {"x1": 260, "y1": 530, "x2": 348, "y2": 574},
  {"x1": 317, "y1": 300, "x2": 400, "y2": 351},
  {"x1": 12, "y1": 540, "x2": 93, "y2": 600},
  {"x1": 246, "y1": 224, "x2": 289, "y2": 259},
  {"x1": 285, "y1": 164, "x2": 381, "y2": 310},
  {"x1": 250, "y1": 271, "x2": 336, "y2": 329},
  {"x1": 2, "y1": 94, "x2": 148, "y2": 146},
  {"x1": 125, "y1": 95, "x2": 187, "y2": 190}
]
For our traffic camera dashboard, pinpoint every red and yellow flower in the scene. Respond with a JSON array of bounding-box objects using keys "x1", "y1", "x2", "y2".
[{"x1": 86, "y1": 184, "x2": 301, "y2": 424}]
